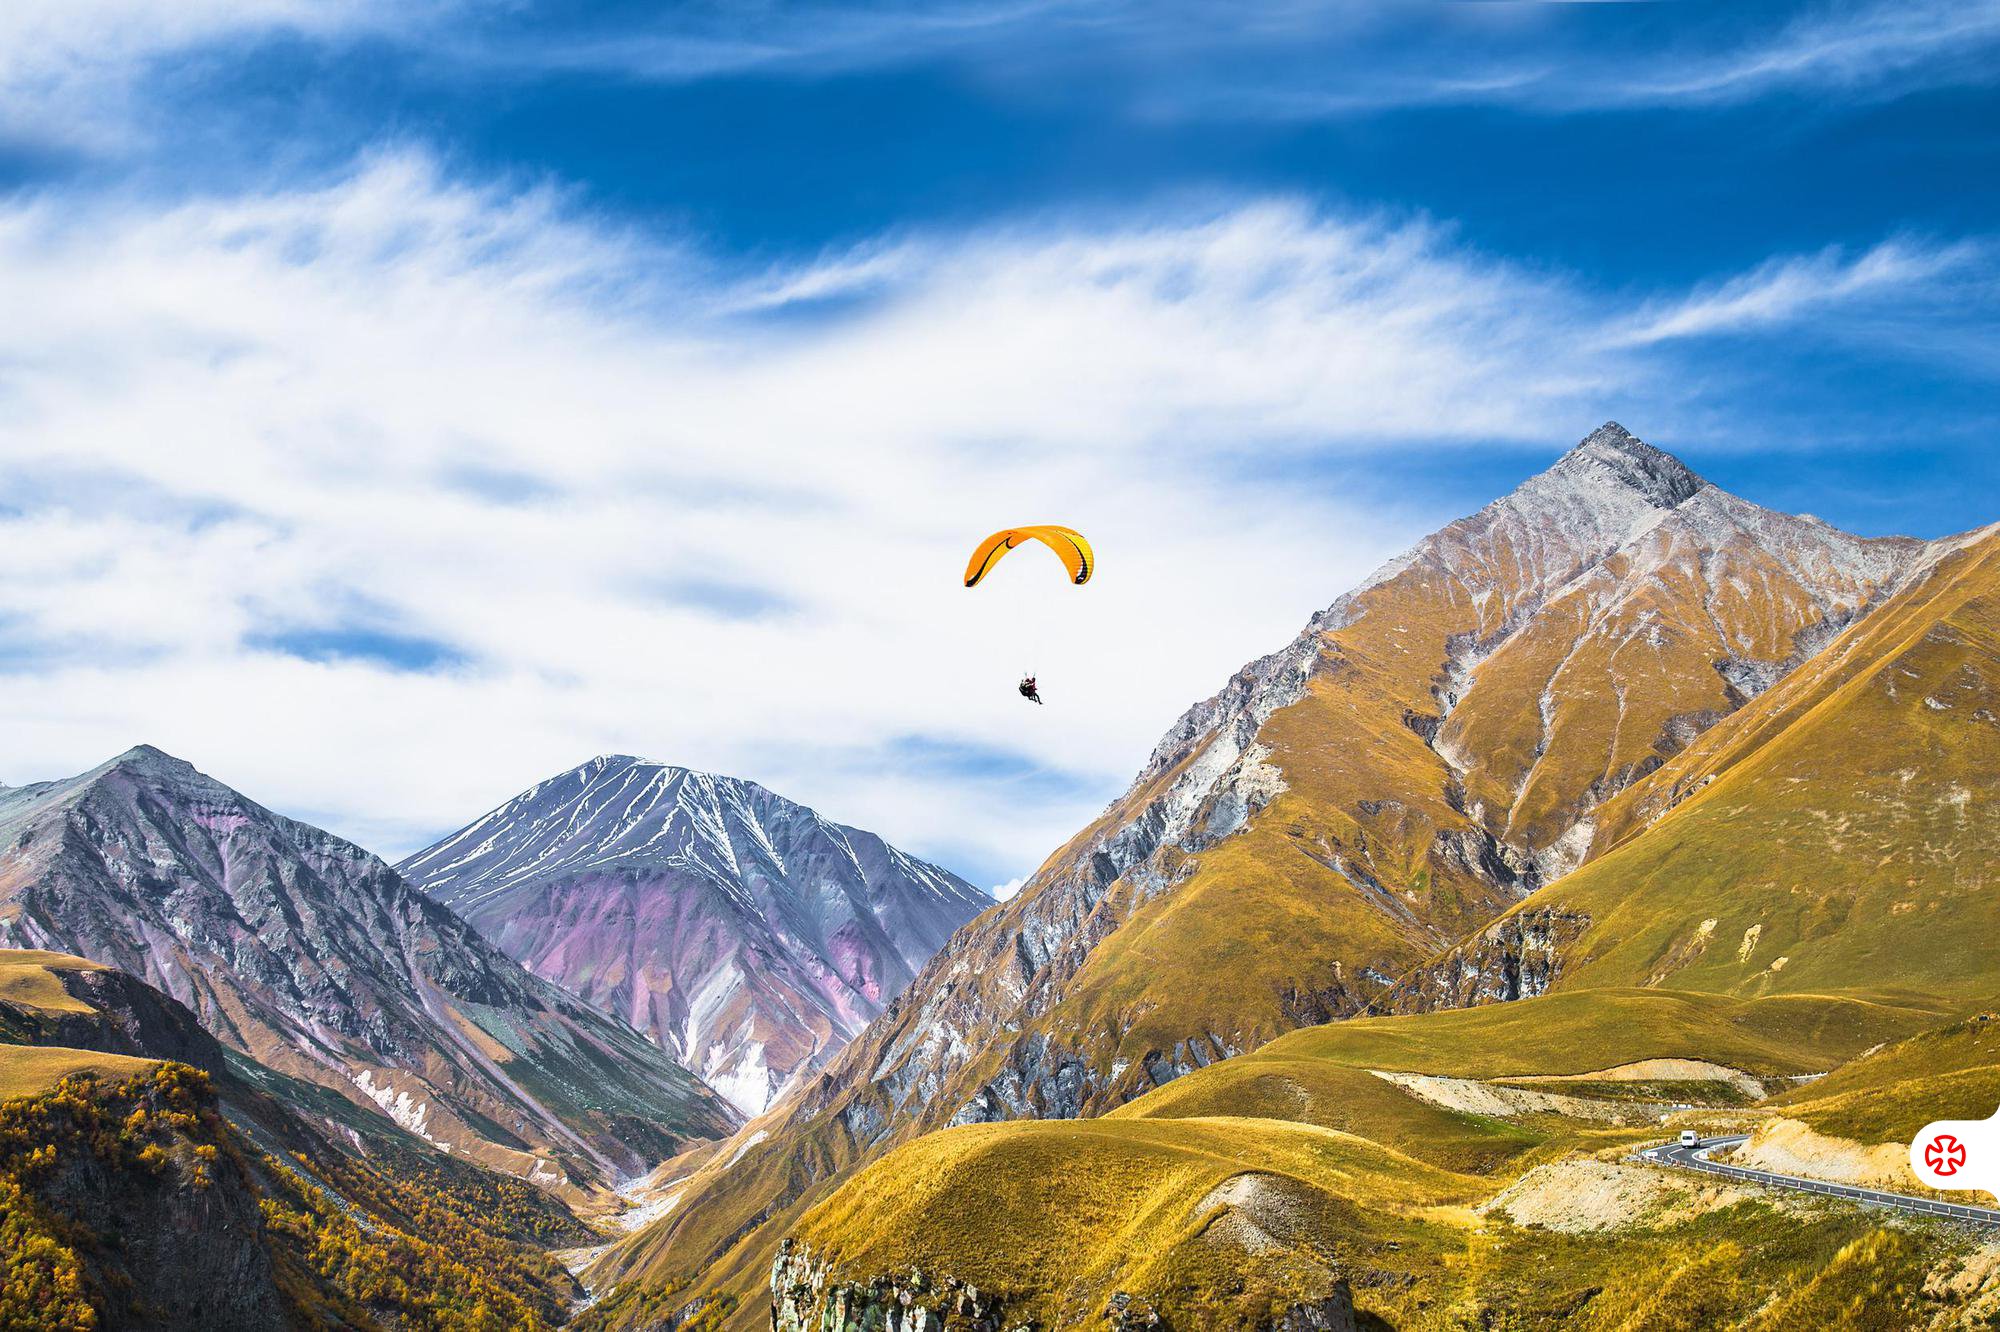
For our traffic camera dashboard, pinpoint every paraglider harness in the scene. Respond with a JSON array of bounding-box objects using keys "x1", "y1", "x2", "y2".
[{"x1": 1018, "y1": 675, "x2": 1043, "y2": 705}]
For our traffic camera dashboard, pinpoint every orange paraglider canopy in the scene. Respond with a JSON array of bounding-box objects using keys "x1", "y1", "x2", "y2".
[{"x1": 962, "y1": 526, "x2": 1093, "y2": 587}]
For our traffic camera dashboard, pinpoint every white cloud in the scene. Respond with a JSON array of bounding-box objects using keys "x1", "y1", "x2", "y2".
[
  {"x1": 1622, "y1": 0, "x2": 2000, "y2": 105},
  {"x1": 11, "y1": 0, "x2": 1998, "y2": 159},
  {"x1": 0, "y1": 0, "x2": 458, "y2": 147},
  {"x1": 0, "y1": 151, "x2": 1969, "y2": 880},
  {"x1": 484, "y1": 0, "x2": 1085, "y2": 83},
  {"x1": 494, "y1": 0, "x2": 2000, "y2": 111},
  {"x1": 1117, "y1": 0, "x2": 2000, "y2": 120},
  {"x1": 1604, "y1": 238, "x2": 1984, "y2": 347}
]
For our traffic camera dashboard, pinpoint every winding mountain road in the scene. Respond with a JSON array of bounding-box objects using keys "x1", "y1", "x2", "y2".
[{"x1": 1640, "y1": 1135, "x2": 2000, "y2": 1226}]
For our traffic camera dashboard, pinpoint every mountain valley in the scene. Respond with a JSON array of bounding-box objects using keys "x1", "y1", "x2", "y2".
[
  {"x1": 575, "y1": 425, "x2": 2000, "y2": 1331},
  {"x1": 3, "y1": 424, "x2": 1996, "y2": 1331}
]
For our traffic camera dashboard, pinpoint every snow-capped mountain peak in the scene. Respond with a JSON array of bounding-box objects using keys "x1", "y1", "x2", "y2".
[{"x1": 399, "y1": 756, "x2": 990, "y2": 1116}]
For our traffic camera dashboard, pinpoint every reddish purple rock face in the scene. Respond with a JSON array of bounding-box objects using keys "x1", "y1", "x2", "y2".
[{"x1": 399, "y1": 756, "x2": 989, "y2": 1116}]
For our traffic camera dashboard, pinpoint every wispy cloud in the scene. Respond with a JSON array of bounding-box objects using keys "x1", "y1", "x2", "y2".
[
  {"x1": 1620, "y1": 0, "x2": 2000, "y2": 105},
  {"x1": 484, "y1": 0, "x2": 1082, "y2": 83},
  {"x1": 1605, "y1": 238, "x2": 1986, "y2": 347},
  {"x1": 8, "y1": 0, "x2": 1997, "y2": 161},
  {"x1": 1070, "y1": 0, "x2": 2000, "y2": 120},
  {"x1": 0, "y1": 151, "x2": 1986, "y2": 878},
  {"x1": 446, "y1": 0, "x2": 2000, "y2": 117},
  {"x1": 0, "y1": 0, "x2": 458, "y2": 147}
]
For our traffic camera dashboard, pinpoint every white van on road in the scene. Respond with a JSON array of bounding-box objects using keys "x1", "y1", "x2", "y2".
[{"x1": 1679, "y1": 1130, "x2": 1700, "y2": 1148}]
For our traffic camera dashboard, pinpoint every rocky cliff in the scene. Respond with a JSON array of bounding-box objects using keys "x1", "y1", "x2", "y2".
[
  {"x1": 1383, "y1": 907, "x2": 1594, "y2": 1010},
  {"x1": 766, "y1": 1235, "x2": 1357, "y2": 1332},
  {"x1": 769, "y1": 1240, "x2": 1025, "y2": 1332},
  {"x1": 0, "y1": 1063, "x2": 294, "y2": 1331},
  {"x1": 0, "y1": 947, "x2": 598, "y2": 1329}
]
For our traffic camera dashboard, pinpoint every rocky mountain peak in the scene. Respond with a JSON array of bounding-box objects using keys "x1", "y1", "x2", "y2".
[
  {"x1": 98, "y1": 744, "x2": 206, "y2": 782},
  {"x1": 1558, "y1": 420, "x2": 1706, "y2": 509},
  {"x1": 586, "y1": 753, "x2": 662, "y2": 775},
  {"x1": 400, "y1": 756, "x2": 987, "y2": 1116}
]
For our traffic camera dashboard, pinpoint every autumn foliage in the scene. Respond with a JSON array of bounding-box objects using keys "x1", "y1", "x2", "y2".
[{"x1": 0, "y1": 1063, "x2": 580, "y2": 1331}]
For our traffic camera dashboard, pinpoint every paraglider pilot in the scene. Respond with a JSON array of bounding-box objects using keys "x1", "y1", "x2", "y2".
[{"x1": 965, "y1": 525, "x2": 1091, "y2": 709}]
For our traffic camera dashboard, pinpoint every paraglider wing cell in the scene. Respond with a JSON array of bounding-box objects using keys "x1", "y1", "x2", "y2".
[{"x1": 963, "y1": 526, "x2": 1093, "y2": 587}]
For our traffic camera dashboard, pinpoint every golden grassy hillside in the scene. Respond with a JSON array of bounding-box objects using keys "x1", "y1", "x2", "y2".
[
  {"x1": 0, "y1": 1043, "x2": 160, "y2": 1099},
  {"x1": 0, "y1": 950, "x2": 110, "y2": 1014},
  {"x1": 1132, "y1": 987, "x2": 1931, "y2": 1097},
  {"x1": 776, "y1": 1023, "x2": 1993, "y2": 1331},
  {"x1": 594, "y1": 985, "x2": 1963, "y2": 1330},
  {"x1": 793, "y1": 1115, "x2": 1479, "y2": 1330},
  {"x1": 0, "y1": 951, "x2": 159, "y2": 1097},
  {"x1": 1763, "y1": 1008, "x2": 2000, "y2": 1146},
  {"x1": 1397, "y1": 527, "x2": 2000, "y2": 1015}
]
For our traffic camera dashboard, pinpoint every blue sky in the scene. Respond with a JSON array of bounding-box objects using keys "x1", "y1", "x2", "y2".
[{"x1": 0, "y1": 0, "x2": 1996, "y2": 888}]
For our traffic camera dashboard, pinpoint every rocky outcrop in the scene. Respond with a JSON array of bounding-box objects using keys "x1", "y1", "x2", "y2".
[
  {"x1": 770, "y1": 1240, "x2": 1024, "y2": 1331},
  {"x1": 0, "y1": 1065, "x2": 291, "y2": 1331},
  {"x1": 401, "y1": 756, "x2": 987, "y2": 1117},
  {"x1": 0, "y1": 953, "x2": 230, "y2": 1075},
  {"x1": 1272, "y1": 1292, "x2": 1358, "y2": 1332},
  {"x1": 767, "y1": 1240, "x2": 1355, "y2": 1332},
  {"x1": 1384, "y1": 908, "x2": 1592, "y2": 1012}
]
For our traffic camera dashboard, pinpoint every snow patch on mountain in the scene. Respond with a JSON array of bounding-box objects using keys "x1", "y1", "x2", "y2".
[{"x1": 354, "y1": 1069, "x2": 446, "y2": 1150}]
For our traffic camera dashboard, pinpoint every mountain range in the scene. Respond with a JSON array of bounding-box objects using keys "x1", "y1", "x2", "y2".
[
  {"x1": 580, "y1": 424, "x2": 2000, "y2": 1331},
  {"x1": 0, "y1": 745, "x2": 738, "y2": 1196},
  {"x1": 4, "y1": 421, "x2": 1996, "y2": 1331},
  {"x1": 398, "y1": 755, "x2": 989, "y2": 1116}
]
